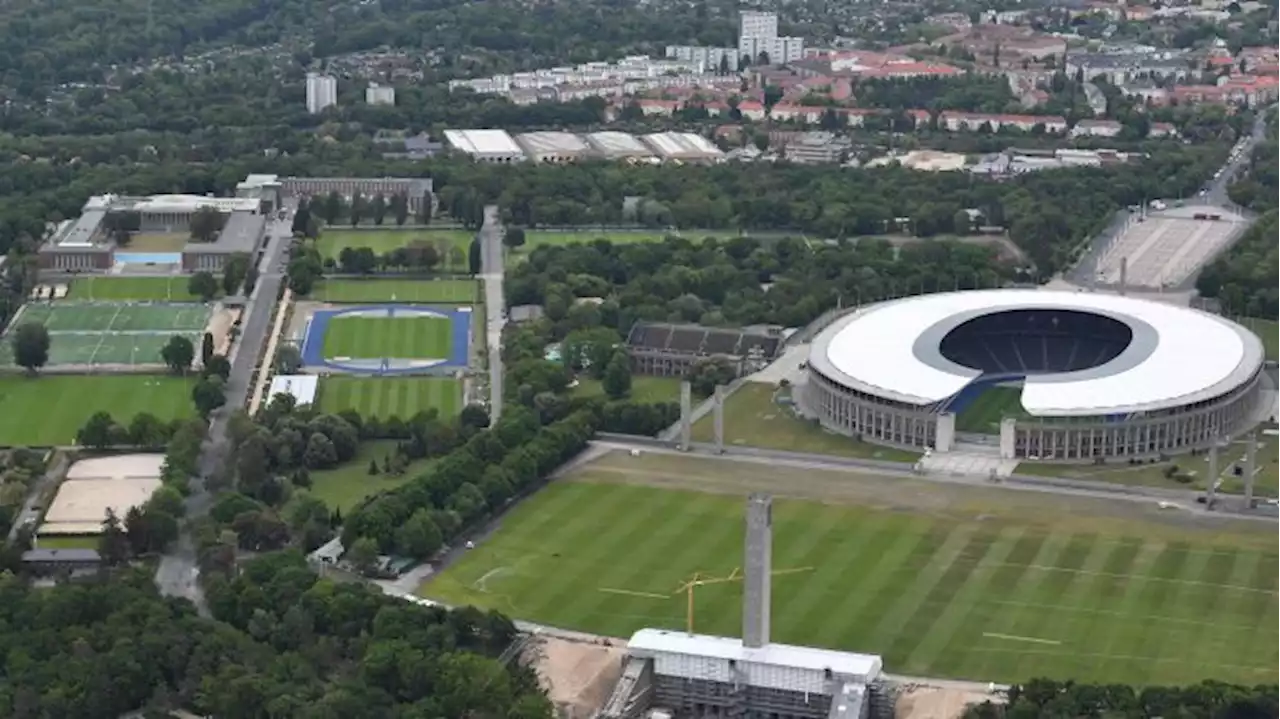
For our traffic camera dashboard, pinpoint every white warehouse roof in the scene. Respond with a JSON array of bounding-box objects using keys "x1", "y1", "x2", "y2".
[
  {"x1": 641, "y1": 132, "x2": 724, "y2": 160},
  {"x1": 268, "y1": 374, "x2": 318, "y2": 407},
  {"x1": 515, "y1": 131, "x2": 590, "y2": 155},
  {"x1": 444, "y1": 129, "x2": 523, "y2": 157},
  {"x1": 809, "y1": 290, "x2": 1265, "y2": 417},
  {"x1": 628, "y1": 629, "x2": 882, "y2": 695},
  {"x1": 585, "y1": 131, "x2": 654, "y2": 158}
]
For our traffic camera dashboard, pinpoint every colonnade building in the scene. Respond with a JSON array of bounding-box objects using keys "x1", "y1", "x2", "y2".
[{"x1": 800, "y1": 290, "x2": 1266, "y2": 462}]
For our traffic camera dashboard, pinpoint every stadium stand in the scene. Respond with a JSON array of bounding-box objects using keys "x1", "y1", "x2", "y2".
[
  {"x1": 938, "y1": 309, "x2": 1132, "y2": 375},
  {"x1": 625, "y1": 321, "x2": 784, "y2": 378}
]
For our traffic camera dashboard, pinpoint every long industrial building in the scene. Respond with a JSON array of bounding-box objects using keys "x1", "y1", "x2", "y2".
[
  {"x1": 444, "y1": 128, "x2": 724, "y2": 164},
  {"x1": 800, "y1": 289, "x2": 1266, "y2": 462}
]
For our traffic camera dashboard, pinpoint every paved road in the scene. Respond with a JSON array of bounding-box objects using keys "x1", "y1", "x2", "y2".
[
  {"x1": 153, "y1": 213, "x2": 293, "y2": 613},
  {"x1": 479, "y1": 205, "x2": 506, "y2": 422},
  {"x1": 6, "y1": 452, "x2": 69, "y2": 544}
]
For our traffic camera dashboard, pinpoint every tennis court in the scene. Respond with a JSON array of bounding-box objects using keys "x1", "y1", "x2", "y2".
[{"x1": 1, "y1": 301, "x2": 212, "y2": 367}]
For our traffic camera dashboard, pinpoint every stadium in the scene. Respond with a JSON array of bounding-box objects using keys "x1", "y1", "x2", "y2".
[{"x1": 800, "y1": 290, "x2": 1266, "y2": 461}]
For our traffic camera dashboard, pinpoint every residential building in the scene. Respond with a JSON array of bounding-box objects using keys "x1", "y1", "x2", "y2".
[
  {"x1": 306, "y1": 73, "x2": 338, "y2": 114},
  {"x1": 938, "y1": 111, "x2": 1068, "y2": 133},
  {"x1": 666, "y1": 45, "x2": 739, "y2": 72},
  {"x1": 783, "y1": 132, "x2": 851, "y2": 164},
  {"x1": 1148, "y1": 122, "x2": 1179, "y2": 138},
  {"x1": 1071, "y1": 119, "x2": 1124, "y2": 137},
  {"x1": 1065, "y1": 53, "x2": 1191, "y2": 85},
  {"x1": 365, "y1": 83, "x2": 396, "y2": 106},
  {"x1": 738, "y1": 11, "x2": 805, "y2": 64}
]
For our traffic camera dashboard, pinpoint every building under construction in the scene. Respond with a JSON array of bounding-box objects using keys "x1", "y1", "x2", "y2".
[{"x1": 598, "y1": 495, "x2": 891, "y2": 719}]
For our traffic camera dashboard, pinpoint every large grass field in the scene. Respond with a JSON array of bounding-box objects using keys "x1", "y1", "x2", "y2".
[
  {"x1": 955, "y1": 386, "x2": 1030, "y2": 434},
  {"x1": 691, "y1": 383, "x2": 920, "y2": 462},
  {"x1": 423, "y1": 452, "x2": 1278, "y2": 686},
  {"x1": 1238, "y1": 317, "x2": 1277, "y2": 362},
  {"x1": 309, "y1": 440, "x2": 433, "y2": 512},
  {"x1": 315, "y1": 229, "x2": 472, "y2": 268},
  {"x1": 12, "y1": 303, "x2": 210, "y2": 332},
  {"x1": 572, "y1": 376, "x2": 685, "y2": 404},
  {"x1": 308, "y1": 279, "x2": 478, "y2": 304},
  {"x1": 319, "y1": 376, "x2": 462, "y2": 419},
  {"x1": 0, "y1": 375, "x2": 195, "y2": 446},
  {"x1": 65, "y1": 276, "x2": 200, "y2": 302},
  {"x1": 322, "y1": 315, "x2": 453, "y2": 360}
]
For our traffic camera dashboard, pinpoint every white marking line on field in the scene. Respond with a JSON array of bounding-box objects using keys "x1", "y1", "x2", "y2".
[
  {"x1": 472, "y1": 567, "x2": 509, "y2": 593},
  {"x1": 1006, "y1": 563, "x2": 1277, "y2": 594},
  {"x1": 598, "y1": 587, "x2": 670, "y2": 600},
  {"x1": 982, "y1": 632, "x2": 1061, "y2": 646}
]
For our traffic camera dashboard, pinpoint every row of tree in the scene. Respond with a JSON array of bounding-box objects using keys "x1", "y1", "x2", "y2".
[
  {"x1": 0, "y1": 555, "x2": 551, "y2": 717},
  {"x1": 964, "y1": 678, "x2": 1276, "y2": 718},
  {"x1": 293, "y1": 190, "x2": 430, "y2": 232}
]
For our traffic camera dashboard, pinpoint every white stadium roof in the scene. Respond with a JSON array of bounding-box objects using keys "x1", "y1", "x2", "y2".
[{"x1": 810, "y1": 290, "x2": 1265, "y2": 417}]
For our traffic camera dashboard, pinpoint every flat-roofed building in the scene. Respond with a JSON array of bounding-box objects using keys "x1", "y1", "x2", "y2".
[
  {"x1": 182, "y1": 210, "x2": 266, "y2": 272},
  {"x1": 238, "y1": 175, "x2": 434, "y2": 214},
  {"x1": 514, "y1": 131, "x2": 592, "y2": 163},
  {"x1": 443, "y1": 129, "x2": 526, "y2": 163},
  {"x1": 585, "y1": 131, "x2": 656, "y2": 160},
  {"x1": 640, "y1": 132, "x2": 725, "y2": 162},
  {"x1": 267, "y1": 374, "x2": 319, "y2": 408}
]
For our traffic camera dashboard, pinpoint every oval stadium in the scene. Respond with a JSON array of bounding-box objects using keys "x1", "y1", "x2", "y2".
[{"x1": 801, "y1": 289, "x2": 1267, "y2": 461}]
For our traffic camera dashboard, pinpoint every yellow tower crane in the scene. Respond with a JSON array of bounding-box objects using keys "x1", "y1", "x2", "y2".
[{"x1": 672, "y1": 566, "x2": 813, "y2": 634}]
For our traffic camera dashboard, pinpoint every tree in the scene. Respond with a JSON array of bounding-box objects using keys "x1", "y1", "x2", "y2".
[
  {"x1": 718, "y1": 53, "x2": 730, "y2": 75},
  {"x1": 244, "y1": 266, "x2": 260, "y2": 295},
  {"x1": 192, "y1": 376, "x2": 227, "y2": 417},
  {"x1": 460, "y1": 404, "x2": 491, "y2": 430},
  {"x1": 161, "y1": 335, "x2": 195, "y2": 374},
  {"x1": 201, "y1": 332, "x2": 215, "y2": 366},
  {"x1": 10, "y1": 323, "x2": 50, "y2": 374},
  {"x1": 395, "y1": 509, "x2": 443, "y2": 558},
  {"x1": 349, "y1": 191, "x2": 365, "y2": 226},
  {"x1": 203, "y1": 354, "x2": 231, "y2": 380},
  {"x1": 188, "y1": 271, "x2": 219, "y2": 302},
  {"x1": 275, "y1": 345, "x2": 303, "y2": 374},
  {"x1": 503, "y1": 226, "x2": 526, "y2": 249},
  {"x1": 347, "y1": 536, "x2": 380, "y2": 573},
  {"x1": 418, "y1": 194, "x2": 434, "y2": 224},
  {"x1": 98, "y1": 509, "x2": 130, "y2": 565},
  {"x1": 77, "y1": 411, "x2": 116, "y2": 449},
  {"x1": 371, "y1": 193, "x2": 387, "y2": 225},
  {"x1": 601, "y1": 351, "x2": 632, "y2": 399},
  {"x1": 222, "y1": 252, "x2": 251, "y2": 295},
  {"x1": 323, "y1": 191, "x2": 343, "y2": 225},
  {"x1": 291, "y1": 199, "x2": 311, "y2": 236},
  {"x1": 468, "y1": 236, "x2": 482, "y2": 274},
  {"x1": 304, "y1": 432, "x2": 338, "y2": 469},
  {"x1": 189, "y1": 206, "x2": 225, "y2": 243},
  {"x1": 391, "y1": 193, "x2": 409, "y2": 226}
]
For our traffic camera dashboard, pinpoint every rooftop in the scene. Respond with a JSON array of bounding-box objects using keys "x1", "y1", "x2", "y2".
[
  {"x1": 515, "y1": 131, "x2": 591, "y2": 155},
  {"x1": 443, "y1": 129, "x2": 523, "y2": 156},
  {"x1": 268, "y1": 374, "x2": 319, "y2": 407},
  {"x1": 629, "y1": 629, "x2": 882, "y2": 682},
  {"x1": 809, "y1": 290, "x2": 1264, "y2": 416},
  {"x1": 585, "y1": 131, "x2": 654, "y2": 157},
  {"x1": 640, "y1": 132, "x2": 723, "y2": 160}
]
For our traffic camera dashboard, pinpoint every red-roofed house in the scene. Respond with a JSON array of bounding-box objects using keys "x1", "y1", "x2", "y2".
[
  {"x1": 905, "y1": 109, "x2": 932, "y2": 128},
  {"x1": 635, "y1": 99, "x2": 680, "y2": 117}
]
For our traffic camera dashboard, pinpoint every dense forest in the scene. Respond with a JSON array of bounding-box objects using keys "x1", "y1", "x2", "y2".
[
  {"x1": 963, "y1": 678, "x2": 1276, "y2": 719},
  {"x1": 0, "y1": 556, "x2": 550, "y2": 718}
]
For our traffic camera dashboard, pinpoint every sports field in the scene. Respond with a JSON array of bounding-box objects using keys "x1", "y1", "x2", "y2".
[
  {"x1": 0, "y1": 302, "x2": 211, "y2": 367},
  {"x1": 322, "y1": 315, "x2": 452, "y2": 360},
  {"x1": 423, "y1": 452, "x2": 1278, "y2": 686},
  {"x1": 955, "y1": 386, "x2": 1030, "y2": 434},
  {"x1": 315, "y1": 229, "x2": 471, "y2": 269},
  {"x1": 0, "y1": 375, "x2": 195, "y2": 446},
  {"x1": 66, "y1": 276, "x2": 199, "y2": 302},
  {"x1": 319, "y1": 376, "x2": 462, "y2": 419},
  {"x1": 308, "y1": 279, "x2": 477, "y2": 304}
]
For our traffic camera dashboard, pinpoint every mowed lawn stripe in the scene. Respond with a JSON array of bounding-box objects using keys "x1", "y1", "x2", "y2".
[
  {"x1": 319, "y1": 377, "x2": 461, "y2": 418},
  {"x1": 1141, "y1": 547, "x2": 1220, "y2": 684},
  {"x1": 773, "y1": 513, "x2": 919, "y2": 648},
  {"x1": 898, "y1": 527, "x2": 1026, "y2": 675},
  {"x1": 1203, "y1": 550, "x2": 1274, "y2": 678},
  {"x1": 323, "y1": 317, "x2": 451, "y2": 359},
  {"x1": 966, "y1": 532, "x2": 1067, "y2": 680},
  {"x1": 1120, "y1": 543, "x2": 1193, "y2": 683},
  {"x1": 311, "y1": 279, "x2": 478, "y2": 304},
  {"x1": 0, "y1": 375, "x2": 195, "y2": 446},
  {"x1": 861, "y1": 527, "x2": 979, "y2": 651}
]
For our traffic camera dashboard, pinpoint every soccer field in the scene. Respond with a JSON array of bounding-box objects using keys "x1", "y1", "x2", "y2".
[
  {"x1": 0, "y1": 375, "x2": 196, "y2": 446},
  {"x1": 309, "y1": 279, "x2": 478, "y2": 304},
  {"x1": 319, "y1": 376, "x2": 462, "y2": 419},
  {"x1": 12, "y1": 303, "x2": 210, "y2": 332},
  {"x1": 66, "y1": 277, "x2": 199, "y2": 302},
  {"x1": 423, "y1": 453, "x2": 1277, "y2": 686},
  {"x1": 955, "y1": 386, "x2": 1029, "y2": 434},
  {"x1": 322, "y1": 316, "x2": 453, "y2": 360}
]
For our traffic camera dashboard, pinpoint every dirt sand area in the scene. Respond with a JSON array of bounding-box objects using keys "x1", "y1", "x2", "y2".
[
  {"x1": 529, "y1": 637, "x2": 624, "y2": 719},
  {"x1": 897, "y1": 686, "x2": 1002, "y2": 719},
  {"x1": 203, "y1": 304, "x2": 243, "y2": 361}
]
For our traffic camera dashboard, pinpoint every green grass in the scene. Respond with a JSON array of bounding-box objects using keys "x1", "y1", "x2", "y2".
[
  {"x1": 65, "y1": 276, "x2": 200, "y2": 302},
  {"x1": 309, "y1": 440, "x2": 433, "y2": 512},
  {"x1": 1238, "y1": 317, "x2": 1277, "y2": 362},
  {"x1": 315, "y1": 229, "x2": 472, "y2": 269},
  {"x1": 8, "y1": 303, "x2": 210, "y2": 332},
  {"x1": 955, "y1": 386, "x2": 1030, "y2": 434},
  {"x1": 319, "y1": 376, "x2": 462, "y2": 419},
  {"x1": 572, "y1": 376, "x2": 684, "y2": 404},
  {"x1": 309, "y1": 279, "x2": 478, "y2": 304},
  {"x1": 505, "y1": 230, "x2": 738, "y2": 267},
  {"x1": 423, "y1": 462, "x2": 1278, "y2": 686},
  {"x1": 691, "y1": 383, "x2": 920, "y2": 462},
  {"x1": 0, "y1": 375, "x2": 196, "y2": 446},
  {"x1": 322, "y1": 315, "x2": 452, "y2": 360},
  {"x1": 34, "y1": 535, "x2": 99, "y2": 549}
]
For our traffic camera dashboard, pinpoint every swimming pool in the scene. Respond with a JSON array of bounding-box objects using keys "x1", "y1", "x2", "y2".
[{"x1": 115, "y1": 252, "x2": 182, "y2": 265}]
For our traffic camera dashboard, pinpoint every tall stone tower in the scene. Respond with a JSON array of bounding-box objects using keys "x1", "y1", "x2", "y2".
[{"x1": 743, "y1": 493, "x2": 773, "y2": 648}]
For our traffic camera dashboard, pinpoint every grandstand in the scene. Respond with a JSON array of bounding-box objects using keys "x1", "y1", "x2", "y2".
[
  {"x1": 625, "y1": 322, "x2": 784, "y2": 378},
  {"x1": 937, "y1": 309, "x2": 1132, "y2": 377},
  {"x1": 1094, "y1": 207, "x2": 1245, "y2": 289}
]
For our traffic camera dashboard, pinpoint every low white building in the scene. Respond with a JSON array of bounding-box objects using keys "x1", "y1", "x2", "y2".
[
  {"x1": 1071, "y1": 119, "x2": 1124, "y2": 138},
  {"x1": 268, "y1": 375, "x2": 318, "y2": 408},
  {"x1": 641, "y1": 132, "x2": 725, "y2": 163},
  {"x1": 306, "y1": 73, "x2": 338, "y2": 114},
  {"x1": 666, "y1": 45, "x2": 740, "y2": 72},
  {"x1": 366, "y1": 83, "x2": 396, "y2": 106},
  {"x1": 443, "y1": 129, "x2": 526, "y2": 163}
]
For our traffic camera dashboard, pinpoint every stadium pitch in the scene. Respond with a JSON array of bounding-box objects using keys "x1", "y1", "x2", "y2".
[
  {"x1": 318, "y1": 376, "x2": 462, "y2": 419},
  {"x1": 300, "y1": 305, "x2": 470, "y2": 374},
  {"x1": 422, "y1": 452, "x2": 1277, "y2": 686},
  {"x1": 955, "y1": 386, "x2": 1031, "y2": 434}
]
